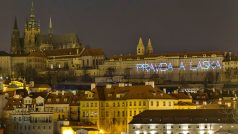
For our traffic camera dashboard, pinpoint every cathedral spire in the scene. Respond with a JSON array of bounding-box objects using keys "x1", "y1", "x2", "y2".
[
  {"x1": 146, "y1": 38, "x2": 153, "y2": 55},
  {"x1": 138, "y1": 37, "x2": 143, "y2": 46},
  {"x1": 30, "y1": 0, "x2": 35, "y2": 18},
  {"x1": 136, "y1": 36, "x2": 145, "y2": 55},
  {"x1": 48, "y1": 17, "x2": 53, "y2": 34}
]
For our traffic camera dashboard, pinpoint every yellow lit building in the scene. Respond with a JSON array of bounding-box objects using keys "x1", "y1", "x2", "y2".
[{"x1": 79, "y1": 82, "x2": 196, "y2": 134}]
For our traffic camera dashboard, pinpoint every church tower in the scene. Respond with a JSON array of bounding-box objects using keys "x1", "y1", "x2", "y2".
[
  {"x1": 24, "y1": 1, "x2": 40, "y2": 53},
  {"x1": 146, "y1": 38, "x2": 153, "y2": 55},
  {"x1": 48, "y1": 17, "x2": 53, "y2": 35},
  {"x1": 11, "y1": 17, "x2": 21, "y2": 54},
  {"x1": 136, "y1": 37, "x2": 145, "y2": 55}
]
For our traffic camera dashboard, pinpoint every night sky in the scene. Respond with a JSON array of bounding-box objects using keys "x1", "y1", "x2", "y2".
[{"x1": 1, "y1": 0, "x2": 238, "y2": 56}]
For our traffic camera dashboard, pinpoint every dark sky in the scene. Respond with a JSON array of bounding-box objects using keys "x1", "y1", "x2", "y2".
[{"x1": 1, "y1": 0, "x2": 238, "y2": 56}]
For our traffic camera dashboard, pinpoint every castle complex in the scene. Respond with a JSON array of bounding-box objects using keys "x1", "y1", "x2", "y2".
[{"x1": 10, "y1": 2, "x2": 81, "y2": 54}]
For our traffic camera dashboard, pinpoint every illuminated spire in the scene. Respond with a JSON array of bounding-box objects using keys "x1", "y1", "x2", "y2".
[
  {"x1": 138, "y1": 37, "x2": 144, "y2": 46},
  {"x1": 146, "y1": 38, "x2": 153, "y2": 54},
  {"x1": 30, "y1": 1, "x2": 35, "y2": 18},
  {"x1": 48, "y1": 17, "x2": 53, "y2": 34}
]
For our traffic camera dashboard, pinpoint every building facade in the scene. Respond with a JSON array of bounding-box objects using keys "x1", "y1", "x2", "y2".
[
  {"x1": 79, "y1": 82, "x2": 195, "y2": 134},
  {"x1": 129, "y1": 109, "x2": 238, "y2": 134}
]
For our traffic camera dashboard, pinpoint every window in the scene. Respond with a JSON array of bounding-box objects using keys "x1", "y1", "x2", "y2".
[
  {"x1": 117, "y1": 111, "x2": 120, "y2": 117},
  {"x1": 139, "y1": 101, "x2": 141, "y2": 106},
  {"x1": 129, "y1": 102, "x2": 132, "y2": 106},
  {"x1": 130, "y1": 111, "x2": 132, "y2": 116},
  {"x1": 143, "y1": 101, "x2": 146, "y2": 106},
  {"x1": 106, "y1": 111, "x2": 109, "y2": 117},
  {"x1": 134, "y1": 102, "x2": 136, "y2": 106},
  {"x1": 122, "y1": 111, "x2": 125, "y2": 117},
  {"x1": 117, "y1": 102, "x2": 120, "y2": 107},
  {"x1": 163, "y1": 101, "x2": 166, "y2": 106},
  {"x1": 134, "y1": 110, "x2": 136, "y2": 116},
  {"x1": 156, "y1": 101, "x2": 159, "y2": 106},
  {"x1": 151, "y1": 101, "x2": 153, "y2": 106},
  {"x1": 87, "y1": 59, "x2": 89, "y2": 66}
]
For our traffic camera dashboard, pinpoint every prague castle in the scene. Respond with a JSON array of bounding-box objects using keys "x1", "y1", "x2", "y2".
[{"x1": 10, "y1": 2, "x2": 81, "y2": 54}]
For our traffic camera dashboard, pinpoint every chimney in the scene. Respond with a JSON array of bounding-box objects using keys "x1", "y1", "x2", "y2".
[
  {"x1": 91, "y1": 83, "x2": 96, "y2": 90},
  {"x1": 30, "y1": 81, "x2": 34, "y2": 87},
  {"x1": 220, "y1": 90, "x2": 222, "y2": 95},
  {"x1": 145, "y1": 81, "x2": 154, "y2": 88},
  {"x1": 77, "y1": 49, "x2": 79, "y2": 54},
  {"x1": 106, "y1": 84, "x2": 112, "y2": 89}
]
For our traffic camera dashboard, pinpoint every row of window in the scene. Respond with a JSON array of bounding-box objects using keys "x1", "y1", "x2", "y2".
[
  {"x1": 133, "y1": 125, "x2": 212, "y2": 129},
  {"x1": 47, "y1": 98, "x2": 68, "y2": 102},
  {"x1": 82, "y1": 101, "x2": 173, "y2": 108},
  {"x1": 14, "y1": 116, "x2": 52, "y2": 123},
  {"x1": 14, "y1": 125, "x2": 52, "y2": 130}
]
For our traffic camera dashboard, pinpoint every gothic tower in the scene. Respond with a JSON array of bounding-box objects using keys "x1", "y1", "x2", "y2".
[
  {"x1": 136, "y1": 37, "x2": 145, "y2": 55},
  {"x1": 10, "y1": 17, "x2": 21, "y2": 54},
  {"x1": 48, "y1": 17, "x2": 53, "y2": 35},
  {"x1": 146, "y1": 38, "x2": 153, "y2": 55},
  {"x1": 24, "y1": 1, "x2": 40, "y2": 53}
]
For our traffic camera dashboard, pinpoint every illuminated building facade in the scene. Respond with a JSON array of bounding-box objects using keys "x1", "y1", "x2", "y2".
[
  {"x1": 79, "y1": 82, "x2": 195, "y2": 134},
  {"x1": 99, "y1": 51, "x2": 225, "y2": 82},
  {"x1": 0, "y1": 52, "x2": 11, "y2": 77},
  {"x1": 99, "y1": 38, "x2": 226, "y2": 82},
  {"x1": 45, "y1": 48, "x2": 104, "y2": 77},
  {"x1": 129, "y1": 109, "x2": 238, "y2": 134},
  {"x1": 4, "y1": 94, "x2": 53, "y2": 134}
]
